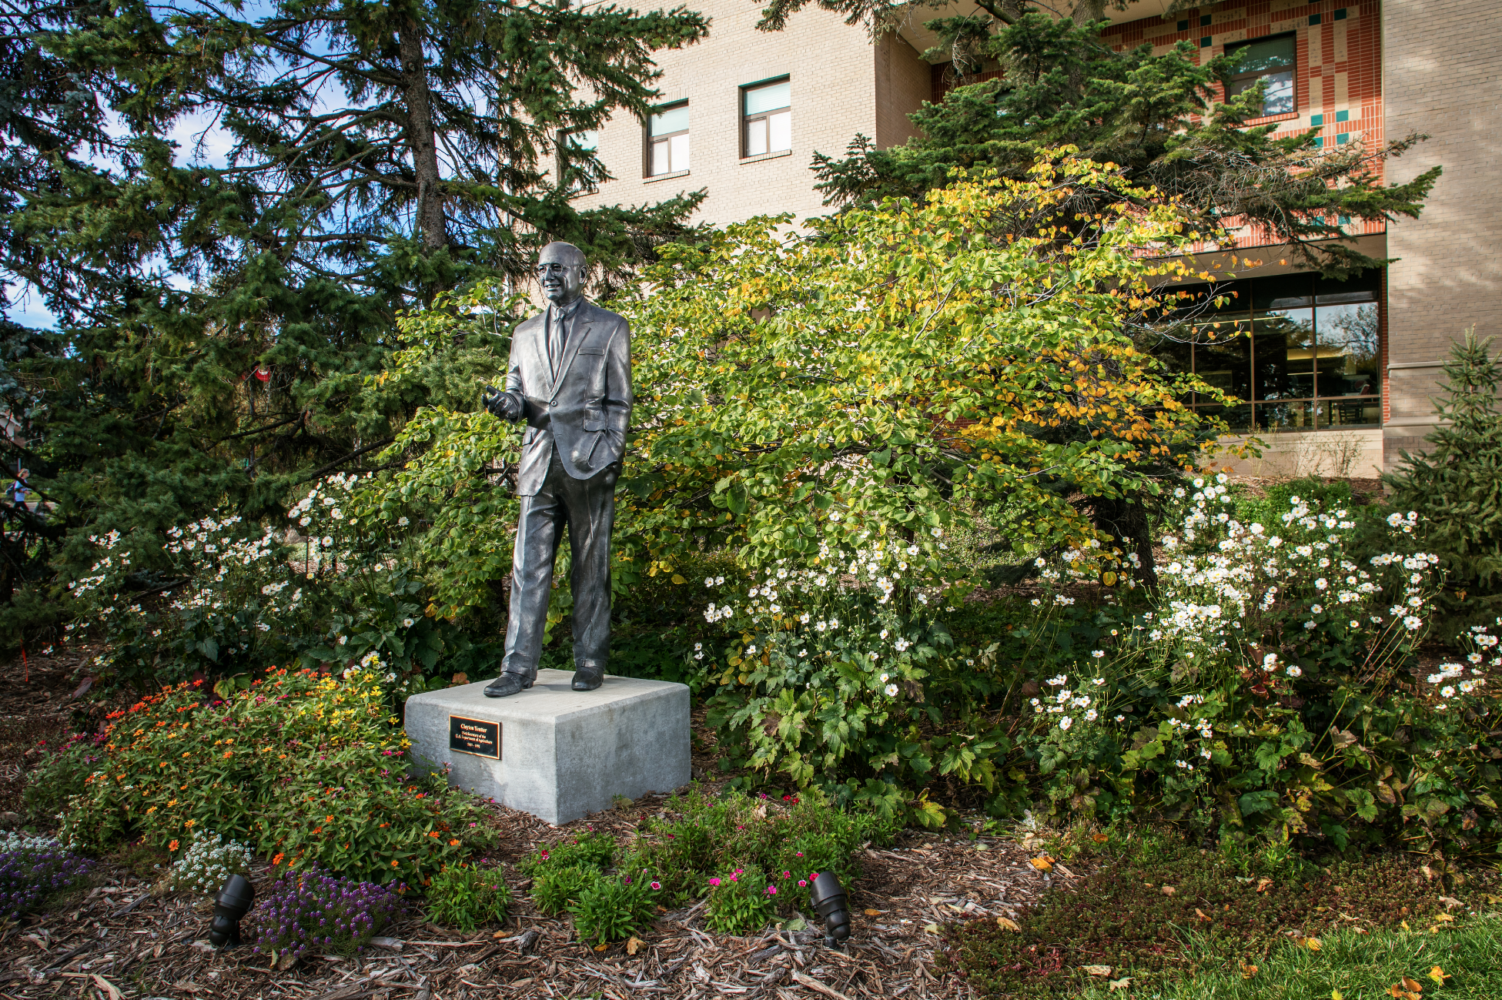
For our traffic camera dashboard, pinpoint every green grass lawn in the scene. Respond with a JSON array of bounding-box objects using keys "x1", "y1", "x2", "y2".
[
  {"x1": 1076, "y1": 917, "x2": 1502, "y2": 1000},
  {"x1": 941, "y1": 833, "x2": 1502, "y2": 1000}
]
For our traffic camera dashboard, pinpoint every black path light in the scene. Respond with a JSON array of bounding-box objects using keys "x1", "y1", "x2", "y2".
[
  {"x1": 209, "y1": 874, "x2": 256, "y2": 948},
  {"x1": 808, "y1": 872, "x2": 851, "y2": 947}
]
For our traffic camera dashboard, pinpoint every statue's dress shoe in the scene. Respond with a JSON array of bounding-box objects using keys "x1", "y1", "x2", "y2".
[
  {"x1": 572, "y1": 665, "x2": 604, "y2": 691},
  {"x1": 484, "y1": 672, "x2": 534, "y2": 698}
]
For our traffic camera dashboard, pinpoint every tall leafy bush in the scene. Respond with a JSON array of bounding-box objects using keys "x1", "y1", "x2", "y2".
[
  {"x1": 1021, "y1": 478, "x2": 1499, "y2": 856},
  {"x1": 343, "y1": 156, "x2": 1221, "y2": 620}
]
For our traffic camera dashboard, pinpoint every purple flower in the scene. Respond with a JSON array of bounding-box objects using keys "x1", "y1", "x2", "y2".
[
  {"x1": 0, "y1": 845, "x2": 94, "y2": 919},
  {"x1": 247, "y1": 871, "x2": 403, "y2": 957}
]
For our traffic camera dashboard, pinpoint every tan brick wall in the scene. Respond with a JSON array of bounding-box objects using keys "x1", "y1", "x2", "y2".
[
  {"x1": 875, "y1": 35, "x2": 930, "y2": 149},
  {"x1": 1212, "y1": 428, "x2": 1385, "y2": 479},
  {"x1": 571, "y1": 2, "x2": 923, "y2": 228},
  {"x1": 1382, "y1": 0, "x2": 1502, "y2": 456}
]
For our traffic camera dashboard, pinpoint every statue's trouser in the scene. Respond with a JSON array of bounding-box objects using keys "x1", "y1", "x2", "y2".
[{"x1": 501, "y1": 446, "x2": 615, "y2": 678}]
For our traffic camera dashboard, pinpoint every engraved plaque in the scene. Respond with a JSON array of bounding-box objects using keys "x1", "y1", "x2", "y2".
[{"x1": 449, "y1": 716, "x2": 501, "y2": 759}]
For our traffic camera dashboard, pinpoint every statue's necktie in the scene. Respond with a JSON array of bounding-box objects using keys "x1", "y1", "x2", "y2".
[{"x1": 548, "y1": 307, "x2": 566, "y2": 380}]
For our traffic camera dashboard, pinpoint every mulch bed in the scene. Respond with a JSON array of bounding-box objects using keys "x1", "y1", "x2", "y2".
[
  {"x1": 0, "y1": 799, "x2": 1067, "y2": 1000},
  {"x1": 0, "y1": 650, "x2": 1072, "y2": 999}
]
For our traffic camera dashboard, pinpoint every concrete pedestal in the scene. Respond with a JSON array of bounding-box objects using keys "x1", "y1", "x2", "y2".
[{"x1": 403, "y1": 669, "x2": 691, "y2": 825}]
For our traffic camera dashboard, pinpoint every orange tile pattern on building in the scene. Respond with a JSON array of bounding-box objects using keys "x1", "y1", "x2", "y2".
[{"x1": 1103, "y1": 0, "x2": 1385, "y2": 249}]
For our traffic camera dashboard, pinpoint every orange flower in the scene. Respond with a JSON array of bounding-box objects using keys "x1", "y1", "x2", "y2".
[
  {"x1": 169, "y1": 840, "x2": 179, "y2": 851},
  {"x1": 448, "y1": 839, "x2": 460, "y2": 847},
  {"x1": 184, "y1": 819, "x2": 195, "y2": 829},
  {"x1": 222, "y1": 751, "x2": 232, "y2": 759},
  {"x1": 391, "y1": 860, "x2": 400, "y2": 867},
  {"x1": 272, "y1": 852, "x2": 284, "y2": 866},
  {"x1": 427, "y1": 831, "x2": 439, "y2": 838}
]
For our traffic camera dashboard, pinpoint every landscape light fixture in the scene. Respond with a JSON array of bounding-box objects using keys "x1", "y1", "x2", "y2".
[
  {"x1": 208, "y1": 874, "x2": 255, "y2": 948},
  {"x1": 808, "y1": 872, "x2": 851, "y2": 947}
]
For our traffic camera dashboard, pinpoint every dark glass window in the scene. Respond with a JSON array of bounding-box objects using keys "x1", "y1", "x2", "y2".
[
  {"x1": 1149, "y1": 270, "x2": 1381, "y2": 432},
  {"x1": 1226, "y1": 34, "x2": 1296, "y2": 116}
]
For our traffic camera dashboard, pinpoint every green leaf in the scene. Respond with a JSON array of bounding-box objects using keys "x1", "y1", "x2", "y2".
[{"x1": 1238, "y1": 790, "x2": 1281, "y2": 816}]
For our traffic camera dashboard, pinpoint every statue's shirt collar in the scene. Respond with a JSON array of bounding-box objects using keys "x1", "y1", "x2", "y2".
[{"x1": 548, "y1": 297, "x2": 586, "y2": 325}]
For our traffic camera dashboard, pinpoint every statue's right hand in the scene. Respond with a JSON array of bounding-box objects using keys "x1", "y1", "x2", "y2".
[{"x1": 482, "y1": 385, "x2": 515, "y2": 420}]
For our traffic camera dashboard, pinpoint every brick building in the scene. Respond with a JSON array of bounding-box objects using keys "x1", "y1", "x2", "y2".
[{"x1": 570, "y1": 0, "x2": 1502, "y2": 475}]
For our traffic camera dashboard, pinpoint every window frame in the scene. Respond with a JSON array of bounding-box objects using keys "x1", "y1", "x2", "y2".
[
  {"x1": 1223, "y1": 32, "x2": 1297, "y2": 119},
  {"x1": 740, "y1": 76, "x2": 792, "y2": 159},
  {"x1": 556, "y1": 128, "x2": 600, "y2": 194},
  {"x1": 645, "y1": 100, "x2": 690, "y2": 178}
]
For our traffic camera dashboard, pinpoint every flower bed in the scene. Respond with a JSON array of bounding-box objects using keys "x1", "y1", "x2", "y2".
[{"x1": 55, "y1": 661, "x2": 491, "y2": 882}]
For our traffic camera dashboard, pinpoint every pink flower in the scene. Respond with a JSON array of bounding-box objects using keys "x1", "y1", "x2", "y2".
[
  {"x1": 729, "y1": 874, "x2": 738, "y2": 882},
  {"x1": 765, "y1": 886, "x2": 777, "y2": 896},
  {"x1": 709, "y1": 877, "x2": 721, "y2": 887},
  {"x1": 651, "y1": 881, "x2": 661, "y2": 890},
  {"x1": 798, "y1": 880, "x2": 807, "y2": 887},
  {"x1": 795, "y1": 852, "x2": 804, "y2": 857},
  {"x1": 783, "y1": 871, "x2": 791, "y2": 878}
]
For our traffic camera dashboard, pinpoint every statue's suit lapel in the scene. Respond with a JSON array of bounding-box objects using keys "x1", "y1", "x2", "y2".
[{"x1": 517, "y1": 313, "x2": 550, "y2": 397}]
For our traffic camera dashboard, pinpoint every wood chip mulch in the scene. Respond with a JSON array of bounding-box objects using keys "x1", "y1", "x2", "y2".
[
  {"x1": 0, "y1": 815, "x2": 1069, "y2": 1000},
  {"x1": 0, "y1": 651, "x2": 1079, "y2": 999}
]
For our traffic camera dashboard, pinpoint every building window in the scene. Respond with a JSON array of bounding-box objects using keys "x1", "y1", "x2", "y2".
[
  {"x1": 742, "y1": 78, "x2": 791, "y2": 158},
  {"x1": 1225, "y1": 34, "x2": 1295, "y2": 117},
  {"x1": 557, "y1": 129, "x2": 599, "y2": 193},
  {"x1": 647, "y1": 102, "x2": 689, "y2": 177},
  {"x1": 1155, "y1": 271, "x2": 1381, "y2": 433}
]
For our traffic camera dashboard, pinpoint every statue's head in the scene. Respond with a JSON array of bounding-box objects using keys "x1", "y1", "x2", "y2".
[{"x1": 536, "y1": 242, "x2": 588, "y2": 306}]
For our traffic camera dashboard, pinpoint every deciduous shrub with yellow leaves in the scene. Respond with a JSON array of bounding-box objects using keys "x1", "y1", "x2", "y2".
[
  {"x1": 57, "y1": 660, "x2": 491, "y2": 882},
  {"x1": 338, "y1": 155, "x2": 1227, "y2": 821}
]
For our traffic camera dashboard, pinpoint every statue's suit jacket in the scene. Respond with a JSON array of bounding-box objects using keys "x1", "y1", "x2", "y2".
[{"x1": 502, "y1": 299, "x2": 633, "y2": 495}]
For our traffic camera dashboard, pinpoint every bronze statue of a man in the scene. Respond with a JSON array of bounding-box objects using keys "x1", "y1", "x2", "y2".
[{"x1": 481, "y1": 242, "x2": 632, "y2": 696}]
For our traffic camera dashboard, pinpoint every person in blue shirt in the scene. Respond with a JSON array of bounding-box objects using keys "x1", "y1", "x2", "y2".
[{"x1": 7, "y1": 468, "x2": 31, "y2": 511}]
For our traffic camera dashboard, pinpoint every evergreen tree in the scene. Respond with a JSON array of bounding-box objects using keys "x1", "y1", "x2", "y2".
[
  {"x1": 1385, "y1": 331, "x2": 1502, "y2": 620},
  {"x1": 0, "y1": 0, "x2": 709, "y2": 644}
]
